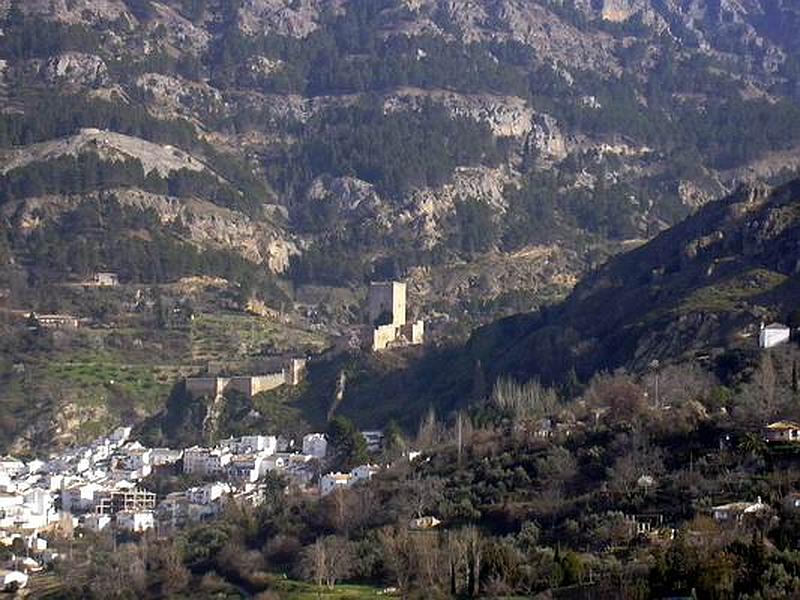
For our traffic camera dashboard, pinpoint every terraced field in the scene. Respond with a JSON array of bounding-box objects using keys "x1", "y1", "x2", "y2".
[{"x1": 190, "y1": 312, "x2": 330, "y2": 364}]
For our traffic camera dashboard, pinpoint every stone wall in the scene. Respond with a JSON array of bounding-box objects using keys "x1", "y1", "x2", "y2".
[
  {"x1": 246, "y1": 374, "x2": 288, "y2": 396},
  {"x1": 186, "y1": 358, "x2": 307, "y2": 398},
  {"x1": 186, "y1": 377, "x2": 221, "y2": 398},
  {"x1": 373, "y1": 324, "x2": 400, "y2": 351}
]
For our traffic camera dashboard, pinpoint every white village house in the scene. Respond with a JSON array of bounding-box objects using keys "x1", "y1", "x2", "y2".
[
  {"x1": 711, "y1": 497, "x2": 770, "y2": 523},
  {"x1": 116, "y1": 510, "x2": 155, "y2": 533},
  {"x1": 759, "y1": 322, "x2": 791, "y2": 349},
  {"x1": 763, "y1": 421, "x2": 800, "y2": 444},
  {"x1": 320, "y1": 472, "x2": 353, "y2": 496},
  {"x1": 320, "y1": 464, "x2": 380, "y2": 496},
  {"x1": 183, "y1": 447, "x2": 231, "y2": 476},
  {"x1": 302, "y1": 433, "x2": 327, "y2": 459}
]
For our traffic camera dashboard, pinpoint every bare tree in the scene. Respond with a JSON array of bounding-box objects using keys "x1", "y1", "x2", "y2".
[
  {"x1": 414, "y1": 531, "x2": 444, "y2": 592},
  {"x1": 583, "y1": 372, "x2": 647, "y2": 427},
  {"x1": 641, "y1": 362, "x2": 717, "y2": 409},
  {"x1": 299, "y1": 536, "x2": 352, "y2": 591},
  {"x1": 300, "y1": 539, "x2": 326, "y2": 589},
  {"x1": 491, "y1": 376, "x2": 559, "y2": 423},
  {"x1": 608, "y1": 445, "x2": 665, "y2": 501},
  {"x1": 406, "y1": 475, "x2": 444, "y2": 519},
  {"x1": 322, "y1": 536, "x2": 352, "y2": 589},
  {"x1": 378, "y1": 526, "x2": 416, "y2": 592},
  {"x1": 152, "y1": 540, "x2": 190, "y2": 595},
  {"x1": 464, "y1": 526, "x2": 483, "y2": 597},
  {"x1": 417, "y1": 406, "x2": 440, "y2": 449},
  {"x1": 447, "y1": 530, "x2": 468, "y2": 596},
  {"x1": 87, "y1": 543, "x2": 148, "y2": 599}
]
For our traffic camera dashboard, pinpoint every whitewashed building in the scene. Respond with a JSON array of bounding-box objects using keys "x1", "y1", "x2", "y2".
[
  {"x1": 225, "y1": 436, "x2": 277, "y2": 456},
  {"x1": 83, "y1": 513, "x2": 112, "y2": 532},
  {"x1": 0, "y1": 458, "x2": 26, "y2": 479},
  {"x1": 258, "y1": 455, "x2": 287, "y2": 476},
  {"x1": 302, "y1": 434, "x2": 327, "y2": 458},
  {"x1": 226, "y1": 455, "x2": 264, "y2": 483},
  {"x1": 116, "y1": 510, "x2": 155, "y2": 532},
  {"x1": 712, "y1": 497, "x2": 770, "y2": 522},
  {"x1": 149, "y1": 448, "x2": 183, "y2": 467},
  {"x1": 351, "y1": 464, "x2": 380, "y2": 482},
  {"x1": 183, "y1": 447, "x2": 231, "y2": 475},
  {"x1": 759, "y1": 323, "x2": 791, "y2": 349},
  {"x1": 61, "y1": 483, "x2": 102, "y2": 513},
  {"x1": 320, "y1": 472, "x2": 353, "y2": 496},
  {"x1": 187, "y1": 483, "x2": 231, "y2": 505}
]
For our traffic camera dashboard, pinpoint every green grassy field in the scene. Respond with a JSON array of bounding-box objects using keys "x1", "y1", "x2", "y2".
[
  {"x1": 271, "y1": 581, "x2": 393, "y2": 599},
  {"x1": 0, "y1": 308, "x2": 332, "y2": 452}
]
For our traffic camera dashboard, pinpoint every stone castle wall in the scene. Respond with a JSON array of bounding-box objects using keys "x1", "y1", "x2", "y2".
[{"x1": 186, "y1": 358, "x2": 307, "y2": 398}]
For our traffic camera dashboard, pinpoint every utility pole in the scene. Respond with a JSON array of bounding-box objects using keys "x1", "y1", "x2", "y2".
[{"x1": 649, "y1": 359, "x2": 660, "y2": 409}]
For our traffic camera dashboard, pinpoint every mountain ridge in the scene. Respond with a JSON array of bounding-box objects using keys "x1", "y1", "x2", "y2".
[
  {"x1": 3, "y1": 0, "x2": 800, "y2": 324},
  {"x1": 466, "y1": 178, "x2": 800, "y2": 386}
]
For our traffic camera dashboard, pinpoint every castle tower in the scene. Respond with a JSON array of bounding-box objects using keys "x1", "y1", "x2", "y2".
[{"x1": 368, "y1": 281, "x2": 406, "y2": 327}]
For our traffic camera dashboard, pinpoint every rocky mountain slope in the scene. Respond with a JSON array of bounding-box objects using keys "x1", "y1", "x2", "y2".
[
  {"x1": 469, "y1": 177, "x2": 800, "y2": 383},
  {"x1": 1, "y1": 0, "x2": 800, "y2": 324},
  {"x1": 301, "y1": 178, "x2": 800, "y2": 431}
]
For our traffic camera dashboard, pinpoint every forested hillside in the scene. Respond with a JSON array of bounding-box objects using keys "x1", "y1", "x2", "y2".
[
  {"x1": 3, "y1": 0, "x2": 800, "y2": 452},
  {"x1": 2, "y1": 0, "x2": 800, "y2": 321},
  {"x1": 286, "y1": 178, "x2": 800, "y2": 433}
]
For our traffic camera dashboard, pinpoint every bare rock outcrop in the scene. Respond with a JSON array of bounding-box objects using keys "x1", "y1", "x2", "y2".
[
  {"x1": 307, "y1": 176, "x2": 384, "y2": 216},
  {"x1": 237, "y1": 0, "x2": 345, "y2": 37},
  {"x1": 401, "y1": 165, "x2": 520, "y2": 245},
  {"x1": 529, "y1": 114, "x2": 568, "y2": 162},
  {"x1": 6, "y1": 190, "x2": 297, "y2": 273},
  {"x1": 136, "y1": 73, "x2": 224, "y2": 122},
  {"x1": 573, "y1": 0, "x2": 667, "y2": 28},
  {"x1": 384, "y1": 88, "x2": 535, "y2": 138},
  {"x1": 427, "y1": 0, "x2": 620, "y2": 74},
  {"x1": 1, "y1": 129, "x2": 208, "y2": 177},
  {"x1": 20, "y1": 0, "x2": 128, "y2": 24},
  {"x1": 43, "y1": 52, "x2": 108, "y2": 88}
]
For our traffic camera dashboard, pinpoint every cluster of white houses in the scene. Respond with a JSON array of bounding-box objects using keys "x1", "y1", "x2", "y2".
[{"x1": 0, "y1": 424, "x2": 392, "y2": 562}]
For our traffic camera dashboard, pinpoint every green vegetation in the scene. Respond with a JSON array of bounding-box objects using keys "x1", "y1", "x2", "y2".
[
  {"x1": 207, "y1": 4, "x2": 528, "y2": 97},
  {"x1": 190, "y1": 312, "x2": 328, "y2": 363},
  {"x1": 0, "y1": 92, "x2": 196, "y2": 149},
  {"x1": 275, "y1": 582, "x2": 392, "y2": 599},
  {"x1": 5, "y1": 198, "x2": 280, "y2": 292},
  {"x1": 0, "y1": 8, "x2": 100, "y2": 60},
  {"x1": 679, "y1": 269, "x2": 789, "y2": 313},
  {"x1": 0, "y1": 149, "x2": 266, "y2": 216},
  {"x1": 282, "y1": 100, "x2": 504, "y2": 200},
  {"x1": 327, "y1": 415, "x2": 369, "y2": 471},
  {"x1": 39, "y1": 345, "x2": 800, "y2": 599}
]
